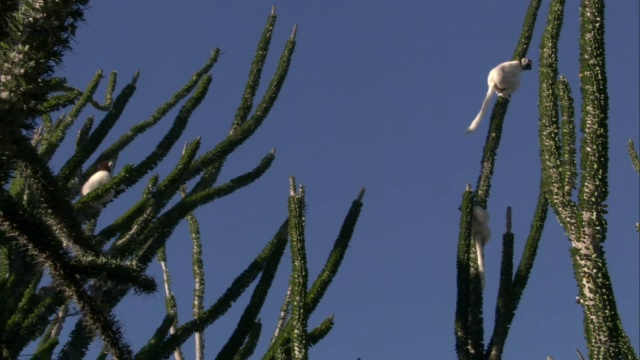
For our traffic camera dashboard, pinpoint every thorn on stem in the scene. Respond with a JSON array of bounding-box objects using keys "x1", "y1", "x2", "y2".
[
  {"x1": 289, "y1": 176, "x2": 296, "y2": 196},
  {"x1": 357, "y1": 187, "x2": 366, "y2": 201}
]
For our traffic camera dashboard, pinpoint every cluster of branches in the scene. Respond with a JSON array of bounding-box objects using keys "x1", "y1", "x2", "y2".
[
  {"x1": 455, "y1": 0, "x2": 638, "y2": 359},
  {"x1": 0, "y1": 3, "x2": 365, "y2": 359}
]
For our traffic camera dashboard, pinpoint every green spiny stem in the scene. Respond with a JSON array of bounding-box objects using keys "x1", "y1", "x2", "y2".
[
  {"x1": 0, "y1": 198, "x2": 132, "y2": 359},
  {"x1": 538, "y1": 0, "x2": 578, "y2": 234},
  {"x1": 288, "y1": 178, "x2": 309, "y2": 360},
  {"x1": 135, "y1": 220, "x2": 288, "y2": 360},
  {"x1": 98, "y1": 177, "x2": 160, "y2": 244},
  {"x1": 486, "y1": 209, "x2": 514, "y2": 360},
  {"x1": 36, "y1": 302, "x2": 68, "y2": 355},
  {"x1": 76, "y1": 115, "x2": 94, "y2": 149},
  {"x1": 576, "y1": 0, "x2": 631, "y2": 357},
  {"x1": 628, "y1": 140, "x2": 640, "y2": 174},
  {"x1": 11, "y1": 137, "x2": 100, "y2": 255},
  {"x1": 265, "y1": 188, "x2": 365, "y2": 360},
  {"x1": 0, "y1": 242, "x2": 42, "y2": 338},
  {"x1": 215, "y1": 217, "x2": 288, "y2": 359},
  {"x1": 536, "y1": 0, "x2": 637, "y2": 357},
  {"x1": 233, "y1": 321, "x2": 262, "y2": 360},
  {"x1": 67, "y1": 257, "x2": 156, "y2": 294},
  {"x1": 90, "y1": 74, "x2": 211, "y2": 206},
  {"x1": 135, "y1": 314, "x2": 176, "y2": 359},
  {"x1": 97, "y1": 50, "x2": 219, "y2": 165},
  {"x1": 307, "y1": 315, "x2": 335, "y2": 347},
  {"x1": 88, "y1": 67, "x2": 211, "y2": 244},
  {"x1": 474, "y1": 0, "x2": 542, "y2": 209},
  {"x1": 231, "y1": 7, "x2": 277, "y2": 132},
  {"x1": 455, "y1": 188, "x2": 474, "y2": 360},
  {"x1": 0, "y1": 0, "x2": 90, "y2": 133},
  {"x1": 38, "y1": 70, "x2": 104, "y2": 162},
  {"x1": 178, "y1": 180, "x2": 206, "y2": 360},
  {"x1": 135, "y1": 150, "x2": 275, "y2": 267},
  {"x1": 37, "y1": 88, "x2": 83, "y2": 116},
  {"x1": 83, "y1": 135, "x2": 202, "y2": 249},
  {"x1": 306, "y1": 188, "x2": 365, "y2": 315},
  {"x1": 57, "y1": 75, "x2": 137, "y2": 186},
  {"x1": 486, "y1": 192, "x2": 548, "y2": 360},
  {"x1": 557, "y1": 76, "x2": 578, "y2": 198},
  {"x1": 187, "y1": 30, "x2": 296, "y2": 191},
  {"x1": 5, "y1": 290, "x2": 62, "y2": 356},
  {"x1": 3, "y1": 272, "x2": 44, "y2": 356},
  {"x1": 509, "y1": 188, "x2": 548, "y2": 304},
  {"x1": 512, "y1": 0, "x2": 543, "y2": 60},
  {"x1": 60, "y1": 69, "x2": 117, "y2": 111},
  {"x1": 157, "y1": 245, "x2": 185, "y2": 360}
]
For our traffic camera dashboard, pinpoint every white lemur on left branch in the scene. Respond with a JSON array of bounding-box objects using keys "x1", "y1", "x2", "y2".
[
  {"x1": 466, "y1": 58, "x2": 533, "y2": 133},
  {"x1": 81, "y1": 160, "x2": 115, "y2": 208}
]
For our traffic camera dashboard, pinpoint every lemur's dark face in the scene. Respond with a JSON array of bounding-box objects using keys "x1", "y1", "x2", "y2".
[
  {"x1": 97, "y1": 161, "x2": 113, "y2": 172},
  {"x1": 521, "y1": 58, "x2": 533, "y2": 71}
]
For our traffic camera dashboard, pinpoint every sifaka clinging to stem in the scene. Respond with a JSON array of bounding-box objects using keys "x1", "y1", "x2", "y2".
[
  {"x1": 466, "y1": 58, "x2": 533, "y2": 134},
  {"x1": 471, "y1": 205, "x2": 491, "y2": 289},
  {"x1": 81, "y1": 160, "x2": 115, "y2": 208}
]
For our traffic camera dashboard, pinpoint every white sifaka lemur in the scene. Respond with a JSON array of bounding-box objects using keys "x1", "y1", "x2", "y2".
[
  {"x1": 81, "y1": 160, "x2": 115, "y2": 207},
  {"x1": 471, "y1": 205, "x2": 491, "y2": 289},
  {"x1": 466, "y1": 58, "x2": 533, "y2": 133}
]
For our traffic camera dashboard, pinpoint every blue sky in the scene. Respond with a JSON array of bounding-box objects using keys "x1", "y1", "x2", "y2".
[{"x1": 46, "y1": 1, "x2": 639, "y2": 358}]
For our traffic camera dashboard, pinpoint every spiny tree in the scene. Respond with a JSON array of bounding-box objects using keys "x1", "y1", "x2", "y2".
[
  {"x1": 455, "y1": 0, "x2": 638, "y2": 359},
  {"x1": 0, "y1": 3, "x2": 364, "y2": 359}
]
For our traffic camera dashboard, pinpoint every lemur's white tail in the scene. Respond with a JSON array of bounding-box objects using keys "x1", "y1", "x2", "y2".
[{"x1": 466, "y1": 86, "x2": 495, "y2": 134}]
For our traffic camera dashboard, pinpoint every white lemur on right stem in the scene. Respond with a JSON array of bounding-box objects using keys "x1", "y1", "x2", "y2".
[{"x1": 466, "y1": 58, "x2": 533, "y2": 134}]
